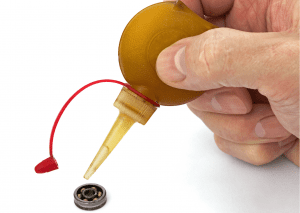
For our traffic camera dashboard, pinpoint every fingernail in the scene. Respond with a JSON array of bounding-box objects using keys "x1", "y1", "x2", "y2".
[
  {"x1": 211, "y1": 96, "x2": 222, "y2": 111},
  {"x1": 255, "y1": 116, "x2": 290, "y2": 138},
  {"x1": 174, "y1": 46, "x2": 187, "y2": 77},
  {"x1": 156, "y1": 46, "x2": 187, "y2": 82},
  {"x1": 211, "y1": 92, "x2": 248, "y2": 113},
  {"x1": 255, "y1": 122, "x2": 265, "y2": 137},
  {"x1": 278, "y1": 135, "x2": 297, "y2": 147}
]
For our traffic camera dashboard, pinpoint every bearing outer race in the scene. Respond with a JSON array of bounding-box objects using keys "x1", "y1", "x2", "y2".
[{"x1": 74, "y1": 183, "x2": 107, "y2": 211}]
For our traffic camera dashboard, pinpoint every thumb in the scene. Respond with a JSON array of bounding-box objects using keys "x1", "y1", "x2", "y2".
[{"x1": 156, "y1": 28, "x2": 298, "y2": 96}]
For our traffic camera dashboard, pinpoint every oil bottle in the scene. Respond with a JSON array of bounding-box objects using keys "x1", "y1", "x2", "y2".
[
  {"x1": 84, "y1": 1, "x2": 217, "y2": 179},
  {"x1": 35, "y1": 0, "x2": 217, "y2": 179}
]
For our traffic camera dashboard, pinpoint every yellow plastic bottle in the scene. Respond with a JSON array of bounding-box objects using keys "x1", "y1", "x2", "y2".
[{"x1": 84, "y1": 0, "x2": 217, "y2": 180}]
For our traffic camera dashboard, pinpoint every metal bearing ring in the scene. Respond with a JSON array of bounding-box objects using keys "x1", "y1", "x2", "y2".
[{"x1": 74, "y1": 183, "x2": 107, "y2": 210}]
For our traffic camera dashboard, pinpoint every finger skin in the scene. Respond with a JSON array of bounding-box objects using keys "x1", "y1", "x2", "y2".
[
  {"x1": 164, "y1": 0, "x2": 234, "y2": 17},
  {"x1": 160, "y1": 0, "x2": 299, "y2": 167},
  {"x1": 156, "y1": 28, "x2": 299, "y2": 138},
  {"x1": 188, "y1": 87, "x2": 252, "y2": 114},
  {"x1": 188, "y1": 104, "x2": 291, "y2": 143},
  {"x1": 168, "y1": 0, "x2": 298, "y2": 33},
  {"x1": 158, "y1": 29, "x2": 294, "y2": 91},
  {"x1": 200, "y1": 0, "x2": 234, "y2": 17},
  {"x1": 214, "y1": 134, "x2": 297, "y2": 166}
]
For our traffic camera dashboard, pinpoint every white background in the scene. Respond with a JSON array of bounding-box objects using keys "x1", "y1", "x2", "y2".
[{"x1": 0, "y1": 0, "x2": 299, "y2": 212}]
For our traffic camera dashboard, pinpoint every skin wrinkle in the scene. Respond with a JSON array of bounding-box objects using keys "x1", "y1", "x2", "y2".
[
  {"x1": 203, "y1": 38, "x2": 211, "y2": 75},
  {"x1": 292, "y1": 1, "x2": 300, "y2": 30},
  {"x1": 222, "y1": 0, "x2": 298, "y2": 33},
  {"x1": 255, "y1": 37, "x2": 281, "y2": 88},
  {"x1": 246, "y1": 0, "x2": 266, "y2": 31},
  {"x1": 186, "y1": 38, "x2": 221, "y2": 90},
  {"x1": 221, "y1": 32, "x2": 230, "y2": 85},
  {"x1": 230, "y1": 0, "x2": 256, "y2": 31},
  {"x1": 215, "y1": 30, "x2": 230, "y2": 84},
  {"x1": 270, "y1": 85, "x2": 299, "y2": 131},
  {"x1": 190, "y1": 35, "x2": 211, "y2": 86},
  {"x1": 199, "y1": 29, "x2": 232, "y2": 86},
  {"x1": 160, "y1": 0, "x2": 299, "y2": 166},
  {"x1": 256, "y1": 36, "x2": 297, "y2": 100},
  {"x1": 267, "y1": 0, "x2": 297, "y2": 32},
  {"x1": 188, "y1": 37, "x2": 207, "y2": 87},
  {"x1": 263, "y1": 47, "x2": 298, "y2": 103},
  {"x1": 266, "y1": 1, "x2": 273, "y2": 31},
  {"x1": 272, "y1": 77, "x2": 298, "y2": 104},
  {"x1": 222, "y1": 32, "x2": 258, "y2": 88}
]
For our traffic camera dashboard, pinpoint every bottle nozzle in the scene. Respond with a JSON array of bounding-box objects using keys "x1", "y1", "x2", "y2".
[
  {"x1": 84, "y1": 146, "x2": 109, "y2": 180},
  {"x1": 84, "y1": 112, "x2": 135, "y2": 180},
  {"x1": 84, "y1": 86, "x2": 157, "y2": 179}
]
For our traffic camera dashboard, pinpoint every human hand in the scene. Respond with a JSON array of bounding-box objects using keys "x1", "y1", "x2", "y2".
[{"x1": 156, "y1": 0, "x2": 299, "y2": 166}]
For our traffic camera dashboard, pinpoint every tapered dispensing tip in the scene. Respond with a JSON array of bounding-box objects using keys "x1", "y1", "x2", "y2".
[
  {"x1": 84, "y1": 112, "x2": 135, "y2": 180},
  {"x1": 84, "y1": 146, "x2": 109, "y2": 180},
  {"x1": 35, "y1": 157, "x2": 59, "y2": 173},
  {"x1": 83, "y1": 87, "x2": 157, "y2": 179}
]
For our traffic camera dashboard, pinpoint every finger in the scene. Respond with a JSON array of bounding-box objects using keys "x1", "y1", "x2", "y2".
[
  {"x1": 188, "y1": 104, "x2": 292, "y2": 144},
  {"x1": 163, "y1": 0, "x2": 234, "y2": 18},
  {"x1": 164, "y1": 0, "x2": 204, "y2": 17},
  {"x1": 156, "y1": 28, "x2": 299, "y2": 137},
  {"x1": 214, "y1": 134, "x2": 297, "y2": 166},
  {"x1": 156, "y1": 28, "x2": 297, "y2": 95},
  {"x1": 188, "y1": 87, "x2": 252, "y2": 114},
  {"x1": 164, "y1": 0, "x2": 271, "y2": 32},
  {"x1": 162, "y1": 1, "x2": 230, "y2": 30},
  {"x1": 200, "y1": 0, "x2": 234, "y2": 17},
  {"x1": 283, "y1": 139, "x2": 299, "y2": 167}
]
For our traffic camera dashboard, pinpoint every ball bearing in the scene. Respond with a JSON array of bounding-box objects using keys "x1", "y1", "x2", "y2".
[{"x1": 74, "y1": 183, "x2": 107, "y2": 210}]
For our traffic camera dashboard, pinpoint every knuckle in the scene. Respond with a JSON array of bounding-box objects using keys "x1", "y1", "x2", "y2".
[
  {"x1": 246, "y1": 144, "x2": 271, "y2": 166},
  {"x1": 196, "y1": 29, "x2": 230, "y2": 79},
  {"x1": 260, "y1": 38, "x2": 299, "y2": 98}
]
